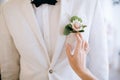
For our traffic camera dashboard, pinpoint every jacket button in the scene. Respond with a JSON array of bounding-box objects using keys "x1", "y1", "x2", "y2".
[{"x1": 49, "y1": 69, "x2": 53, "y2": 74}]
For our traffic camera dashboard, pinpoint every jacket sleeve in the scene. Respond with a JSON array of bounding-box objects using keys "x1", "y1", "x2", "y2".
[
  {"x1": 87, "y1": 0, "x2": 109, "y2": 80},
  {"x1": 0, "y1": 6, "x2": 20, "y2": 80}
]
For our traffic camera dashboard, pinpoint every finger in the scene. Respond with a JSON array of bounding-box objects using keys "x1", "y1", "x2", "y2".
[
  {"x1": 76, "y1": 33, "x2": 81, "y2": 43},
  {"x1": 66, "y1": 44, "x2": 72, "y2": 59},
  {"x1": 76, "y1": 33, "x2": 82, "y2": 48},
  {"x1": 84, "y1": 41, "x2": 89, "y2": 52},
  {"x1": 84, "y1": 41, "x2": 88, "y2": 49},
  {"x1": 74, "y1": 34, "x2": 82, "y2": 55},
  {"x1": 78, "y1": 33, "x2": 83, "y2": 39},
  {"x1": 82, "y1": 40, "x2": 85, "y2": 49},
  {"x1": 79, "y1": 34, "x2": 84, "y2": 49}
]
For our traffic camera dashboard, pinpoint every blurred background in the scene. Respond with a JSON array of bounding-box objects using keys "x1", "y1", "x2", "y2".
[
  {"x1": 0, "y1": 0, "x2": 120, "y2": 80},
  {"x1": 101, "y1": 0, "x2": 120, "y2": 80}
]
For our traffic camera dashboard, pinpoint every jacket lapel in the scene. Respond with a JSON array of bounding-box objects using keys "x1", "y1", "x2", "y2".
[
  {"x1": 3, "y1": 0, "x2": 51, "y2": 66},
  {"x1": 20, "y1": 0, "x2": 51, "y2": 64},
  {"x1": 51, "y1": 0, "x2": 74, "y2": 66}
]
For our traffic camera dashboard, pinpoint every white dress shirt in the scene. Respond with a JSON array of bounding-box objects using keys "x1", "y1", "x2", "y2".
[{"x1": 34, "y1": 2, "x2": 60, "y2": 61}]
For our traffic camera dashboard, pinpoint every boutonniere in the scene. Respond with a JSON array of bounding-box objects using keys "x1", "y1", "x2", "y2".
[{"x1": 64, "y1": 16, "x2": 87, "y2": 36}]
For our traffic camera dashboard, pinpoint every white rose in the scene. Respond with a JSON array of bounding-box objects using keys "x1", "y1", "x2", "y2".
[{"x1": 71, "y1": 19, "x2": 82, "y2": 31}]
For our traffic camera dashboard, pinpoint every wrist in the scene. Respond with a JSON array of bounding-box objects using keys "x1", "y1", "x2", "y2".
[
  {"x1": 73, "y1": 67, "x2": 87, "y2": 76},
  {"x1": 76, "y1": 68, "x2": 97, "y2": 80},
  {"x1": 77, "y1": 68, "x2": 88, "y2": 75}
]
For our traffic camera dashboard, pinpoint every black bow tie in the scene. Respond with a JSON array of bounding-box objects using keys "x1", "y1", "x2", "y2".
[{"x1": 31, "y1": 0, "x2": 58, "y2": 7}]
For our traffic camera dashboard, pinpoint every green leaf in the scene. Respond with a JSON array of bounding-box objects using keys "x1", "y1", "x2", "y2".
[
  {"x1": 64, "y1": 24, "x2": 72, "y2": 35},
  {"x1": 82, "y1": 25, "x2": 87, "y2": 28},
  {"x1": 70, "y1": 16, "x2": 82, "y2": 22},
  {"x1": 81, "y1": 25, "x2": 87, "y2": 30},
  {"x1": 64, "y1": 29, "x2": 70, "y2": 35},
  {"x1": 79, "y1": 30, "x2": 84, "y2": 32}
]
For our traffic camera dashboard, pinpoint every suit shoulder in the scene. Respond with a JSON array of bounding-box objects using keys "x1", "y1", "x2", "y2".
[{"x1": 1, "y1": 0, "x2": 18, "y2": 12}]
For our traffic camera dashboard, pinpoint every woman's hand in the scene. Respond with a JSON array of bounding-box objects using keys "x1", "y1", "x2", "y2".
[
  {"x1": 66, "y1": 33, "x2": 88, "y2": 73},
  {"x1": 66, "y1": 33, "x2": 97, "y2": 80}
]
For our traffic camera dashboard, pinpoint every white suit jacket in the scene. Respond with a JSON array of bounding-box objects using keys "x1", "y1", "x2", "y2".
[{"x1": 0, "y1": 0, "x2": 109, "y2": 80}]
